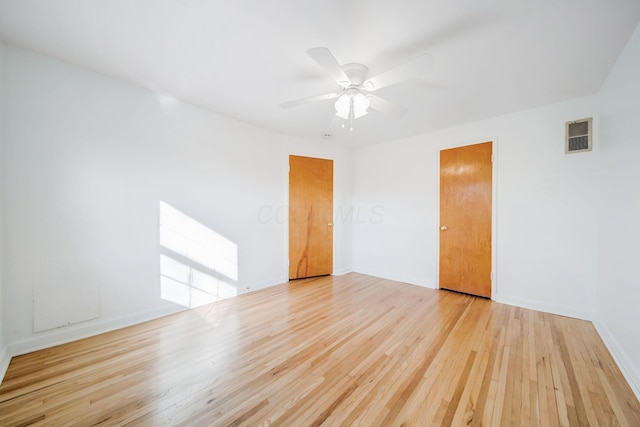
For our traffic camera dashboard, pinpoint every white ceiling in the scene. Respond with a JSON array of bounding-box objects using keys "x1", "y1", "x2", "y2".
[{"x1": 1, "y1": 0, "x2": 639, "y2": 147}]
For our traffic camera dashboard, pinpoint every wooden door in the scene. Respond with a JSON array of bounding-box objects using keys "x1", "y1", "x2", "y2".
[
  {"x1": 289, "y1": 155, "x2": 333, "y2": 279},
  {"x1": 439, "y1": 142, "x2": 492, "y2": 297}
]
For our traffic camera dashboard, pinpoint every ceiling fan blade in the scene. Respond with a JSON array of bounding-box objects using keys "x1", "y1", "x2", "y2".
[
  {"x1": 307, "y1": 47, "x2": 351, "y2": 86},
  {"x1": 365, "y1": 53, "x2": 434, "y2": 91},
  {"x1": 280, "y1": 92, "x2": 339, "y2": 109},
  {"x1": 368, "y1": 95, "x2": 407, "y2": 119}
]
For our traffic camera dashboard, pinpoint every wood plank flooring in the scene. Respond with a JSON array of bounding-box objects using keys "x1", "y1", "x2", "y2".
[{"x1": 1, "y1": 273, "x2": 639, "y2": 426}]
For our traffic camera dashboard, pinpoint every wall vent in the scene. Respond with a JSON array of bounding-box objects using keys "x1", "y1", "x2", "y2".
[{"x1": 565, "y1": 118, "x2": 592, "y2": 153}]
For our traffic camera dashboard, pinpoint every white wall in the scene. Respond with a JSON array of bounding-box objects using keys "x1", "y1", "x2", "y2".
[
  {"x1": 596, "y1": 23, "x2": 640, "y2": 398},
  {"x1": 0, "y1": 40, "x2": 8, "y2": 379},
  {"x1": 1, "y1": 46, "x2": 353, "y2": 356},
  {"x1": 353, "y1": 96, "x2": 599, "y2": 320}
]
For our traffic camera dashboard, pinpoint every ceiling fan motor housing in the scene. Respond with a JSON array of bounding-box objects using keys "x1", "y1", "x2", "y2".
[{"x1": 342, "y1": 63, "x2": 369, "y2": 87}]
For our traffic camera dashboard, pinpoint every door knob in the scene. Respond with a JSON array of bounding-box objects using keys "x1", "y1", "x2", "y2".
[
  {"x1": 328, "y1": 223, "x2": 334, "y2": 227},
  {"x1": 440, "y1": 225, "x2": 448, "y2": 231}
]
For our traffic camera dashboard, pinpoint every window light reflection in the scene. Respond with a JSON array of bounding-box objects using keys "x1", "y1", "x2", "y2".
[{"x1": 159, "y1": 201, "x2": 238, "y2": 308}]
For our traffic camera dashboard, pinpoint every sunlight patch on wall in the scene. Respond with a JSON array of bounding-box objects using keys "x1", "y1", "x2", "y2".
[
  {"x1": 159, "y1": 201, "x2": 238, "y2": 308},
  {"x1": 160, "y1": 254, "x2": 237, "y2": 308}
]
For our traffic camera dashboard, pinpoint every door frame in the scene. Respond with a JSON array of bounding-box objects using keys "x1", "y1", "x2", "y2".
[
  {"x1": 435, "y1": 137, "x2": 499, "y2": 299},
  {"x1": 284, "y1": 153, "x2": 336, "y2": 281}
]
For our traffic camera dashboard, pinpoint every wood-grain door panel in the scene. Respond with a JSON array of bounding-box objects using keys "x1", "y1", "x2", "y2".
[
  {"x1": 439, "y1": 142, "x2": 492, "y2": 297},
  {"x1": 289, "y1": 155, "x2": 333, "y2": 279}
]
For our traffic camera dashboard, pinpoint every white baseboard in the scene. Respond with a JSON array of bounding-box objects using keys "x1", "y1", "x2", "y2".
[
  {"x1": 8, "y1": 304, "x2": 184, "y2": 358},
  {"x1": 332, "y1": 268, "x2": 352, "y2": 276},
  {"x1": 243, "y1": 276, "x2": 287, "y2": 293},
  {"x1": 0, "y1": 345, "x2": 10, "y2": 385},
  {"x1": 351, "y1": 267, "x2": 435, "y2": 289},
  {"x1": 494, "y1": 294, "x2": 593, "y2": 321},
  {"x1": 593, "y1": 319, "x2": 640, "y2": 401}
]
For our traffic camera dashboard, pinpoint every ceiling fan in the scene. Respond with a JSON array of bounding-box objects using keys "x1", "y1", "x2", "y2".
[{"x1": 280, "y1": 47, "x2": 434, "y2": 131}]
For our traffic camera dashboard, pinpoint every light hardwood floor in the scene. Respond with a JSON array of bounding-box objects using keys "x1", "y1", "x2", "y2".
[{"x1": 1, "y1": 273, "x2": 639, "y2": 426}]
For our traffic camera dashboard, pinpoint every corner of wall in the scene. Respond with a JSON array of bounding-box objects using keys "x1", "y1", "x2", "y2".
[{"x1": 332, "y1": 268, "x2": 353, "y2": 276}]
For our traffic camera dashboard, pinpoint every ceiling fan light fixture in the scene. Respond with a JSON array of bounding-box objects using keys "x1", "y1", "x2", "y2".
[
  {"x1": 352, "y1": 93, "x2": 370, "y2": 119},
  {"x1": 334, "y1": 94, "x2": 351, "y2": 120},
  {"x1": 334, "y1": 91, "x2": 370, "y2": 121}
]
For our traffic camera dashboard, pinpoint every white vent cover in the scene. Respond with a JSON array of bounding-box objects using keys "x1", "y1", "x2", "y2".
[{"x1": 565, "y1": 118, "x2": 592, "y2": 153}]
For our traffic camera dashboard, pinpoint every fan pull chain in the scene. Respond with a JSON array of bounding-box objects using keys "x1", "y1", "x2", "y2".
[{"x1": 350, "y1": 97, "x2": 354, "y2": 131}]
